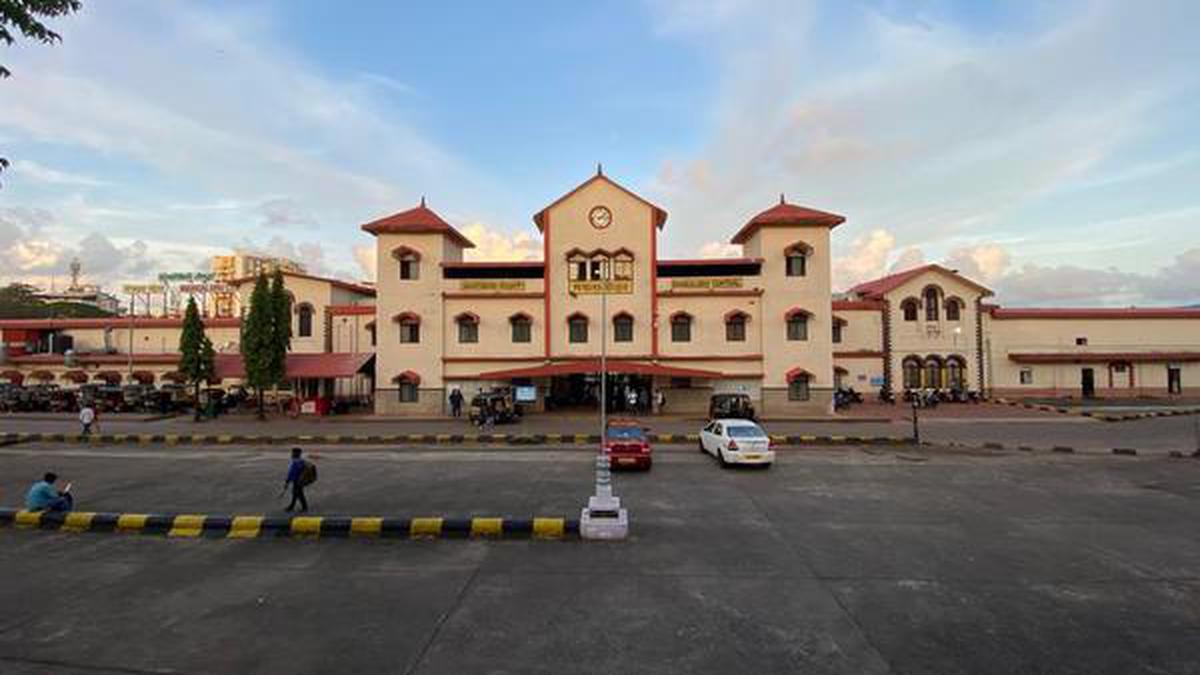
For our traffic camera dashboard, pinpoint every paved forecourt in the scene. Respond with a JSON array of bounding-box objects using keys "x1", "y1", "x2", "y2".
[{"x1": 1, "y1": 443, "x2": 1199, "y2": 674}]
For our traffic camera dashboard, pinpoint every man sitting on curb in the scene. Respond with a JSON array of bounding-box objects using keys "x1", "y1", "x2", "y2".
[{"x1": 26, "y1": 472, "x2": 74, "y2": 512}]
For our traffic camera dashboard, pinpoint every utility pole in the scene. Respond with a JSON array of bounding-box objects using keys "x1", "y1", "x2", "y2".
[
  {"x1": 582, "y1": 262, "x2": 627, "y2": 540},
  {"x1": 911, "y1": 396, "x2": 920, "y2": 445}
]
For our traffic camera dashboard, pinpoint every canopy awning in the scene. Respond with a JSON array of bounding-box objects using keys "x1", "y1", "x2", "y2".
[
  {"x1": 1008, "y1": 351, "x2": 1200, "y2": 364},
  {"x1": 131, "y1": 370, "x2": 156, "y2": 384},
  {"x1": 0, "y1": 370, "x2": 23, "y2": 384},
  {"x1": 214, "y1": 353, "x2": 375, "y2": 380},
  {"x1": 478, "y1": 359, "x2": 724, "y2": 380},
  {"x1": 93, "y1": 371, "x2": 123, "y2": 384}
]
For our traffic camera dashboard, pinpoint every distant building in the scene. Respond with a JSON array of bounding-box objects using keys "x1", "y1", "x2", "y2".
[
  {"x1": 33, "y1": 258, "x2": 122, "y2": 314},
  {"x1": 210, "y1": 253, "x2": 307, "y2": 317}
]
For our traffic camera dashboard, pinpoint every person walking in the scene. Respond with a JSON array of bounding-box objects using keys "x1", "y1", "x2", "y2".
[
  {"x1": 79, "y1": 404, "x2": 95, "y2": 436},
  {"x1": 655, "y1": 389, "x2": 666, "y2": 415},
  {"x1": 281, "y1": 447, "x2": 316, "y2": 512},
  {"x1": 449, "y1": 388, "x2": 464, "y2": 418}
]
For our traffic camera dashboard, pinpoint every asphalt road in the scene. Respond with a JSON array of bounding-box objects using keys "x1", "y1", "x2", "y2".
[
  {"x1": 1, "y1": 445, "x2": 1198, "y2": 674},
  {"x1": 4, "y1": 410, "x2": 1200, "y2": 453}
]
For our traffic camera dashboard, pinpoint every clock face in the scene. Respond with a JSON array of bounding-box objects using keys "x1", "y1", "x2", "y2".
[{"x1": 588, "y1": 205, "x2": 612, "y2": 230}]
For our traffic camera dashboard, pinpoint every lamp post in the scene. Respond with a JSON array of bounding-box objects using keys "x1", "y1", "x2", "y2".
[{"x1": 582, "y1": 262, "x2": 628, "y2": 540}]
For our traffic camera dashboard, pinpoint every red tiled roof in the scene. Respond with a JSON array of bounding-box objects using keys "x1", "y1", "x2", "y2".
[
  {"x1": 360, "y1": 199, "x2": 475, "y2": 248},
  {"x1": 229, "y1": 270, "x2": 375, "y2": 297},
  {"x1": 8, "y1": 353, "x2": 183, "y2": 365},
  {"x1": 848, "y1": 264, "x2": 992, "y2": 299},
  {"x1": 990, "y1": 307, "x2": 1200, "y2": 320},
  {"x1": 478, "y1": 359, "x2": 722, "y2": 380},
  {"x1": 730, "y1": 196, "x2": 845, "y2": 244},
  {"x1": 532, "y1": 172, "x2": 668, "y2": 232},
  {"x1": 0, "y1": 317, "x2": 240, "y2": 331},
  {"x1": 832, "y1": 299, "x2": 885, "y2": 311},
  {"x1": 1008, "y1": 352, "x2": 1200, "y2": 364},
  {"x1": 214, "y1": 353, "x2": 373, "y2": 379}
]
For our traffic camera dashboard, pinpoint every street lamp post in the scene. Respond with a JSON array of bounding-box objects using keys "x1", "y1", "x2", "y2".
[{"x1": 581, "y1": 263, "x2": 628, "y2": 540}]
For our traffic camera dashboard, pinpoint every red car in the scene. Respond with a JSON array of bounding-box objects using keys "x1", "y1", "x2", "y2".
[{"x1": 605, "y1": 420, "x2": 652, "y2": 470}]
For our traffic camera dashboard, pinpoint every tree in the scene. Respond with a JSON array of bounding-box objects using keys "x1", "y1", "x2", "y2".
[
  {"x1": 241, "y1": 273, "x2": 273, "y2": 419},
  {"x1": 268, "y1": 269, "x2": 292, "y2": 397},
  {"x1": 0, "y1": 282, "x2": 113, "y2": 318},
  {"x1": 178, "y1": 297, "x2": 214, "y2": 422},
  {"x1": 1, "y1": 0, "x2": 84, "y2": 186}
]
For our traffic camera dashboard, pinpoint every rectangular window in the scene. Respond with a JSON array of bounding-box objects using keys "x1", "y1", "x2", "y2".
[
  {"x1": 786, "y1": 254, "x2": 807, "y2": 277},
  {"x1": 569, "y1": 320, "x2": 588, "y2": 344},
  {"x1": 399, "y1": 323, "x2": 420, "y2": 344},
  {"x1": 613, "y1": 260, "x2": 633, "y2": 280},
  {"x1": 458, "y1": 321, "x2": 478, "y2": 343},
  {"x1": 398, "y1": 382, "x2": 418, "y2": 402},
  {"x1": 787, "y1": 318, "x2": 808, "y2": 341},
  {"x1": 1019, "y1": 368, "x2": 1033, "y2": 385},
  {"x1": 671, "y1": 320, "x2": 691, "y2": 343},
  {"x1": 511, "y1": 321, "x2": 531, "y2": 343},
  {"x1": 832, "y1": 322, "x2": 843, "y2": 344},
  {"x1": 399, "y1": 260, "x2": 418, "y2": 280},
  {"x1": 788, "y1": 377, "x2": 811, "y2": 401},
  {"x1": 589, "y1": 260, "x2": 603, "y2": 280},
  {"x1": 726, "y1": 320, "x2": 745, "y2": 342},
  {"x1": 1075, "y1": 337, "x2": 1088, "y2": 346}
]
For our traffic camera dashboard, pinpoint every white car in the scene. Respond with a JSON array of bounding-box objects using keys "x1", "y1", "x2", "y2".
[{"x1": 699, "y1": 419, "x2": 774, "y2": 467}]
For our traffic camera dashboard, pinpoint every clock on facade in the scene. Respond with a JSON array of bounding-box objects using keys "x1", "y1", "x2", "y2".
[{"x1": 588, "y1": 205, "x2": 612, "y2": 229}]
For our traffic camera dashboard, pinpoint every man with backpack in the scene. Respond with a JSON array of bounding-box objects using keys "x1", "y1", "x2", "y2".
[{"x1": 282, "y1": 447, "x2": 316, "y2": 512}]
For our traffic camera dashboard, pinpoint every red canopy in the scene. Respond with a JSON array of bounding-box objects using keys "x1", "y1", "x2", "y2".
[
  {"x1": 1, "y1": 370, "x2": 23, "y2": 385},
  {"x1": 478, "y1": 360, "x2": 723, "y2": 380},
  {"x1": 214, "y1": 353, "x2": 374, "y2": 380}
]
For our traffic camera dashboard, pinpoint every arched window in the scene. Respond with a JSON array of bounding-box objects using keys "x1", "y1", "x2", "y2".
[
  {"x1": 392, "y1": 246, "x2": 421, "y2": 281},
  {"x1": 924, "y1": 356, "x2": 944, "y2": 388},
  {"x1": 946, "y1": 356, "x2": 966, "y2": 390},
  {"x1": 945, "y1": 297, "x2": 963, "y2": 322},
  {"x1": 785, "y1": 308, "x2": 809, "y2": 341},
  {"x1": 568, "y1": 313, "x2": 589, "y2": 343},
  {"x1": 784, "y1": 242, "x2": 811, "y2": 277},
  {"x1": 613, "y1": 312, "x2": 633, "y2": 343},
  {"x1": 724, "y1": 310, "x2": 748, "y2": 342},
  {"x1": 394, "y1": 371, "x2": 420, "y2": 403},
  {"x1": 923, "y1": 286, "x2": 941, "y2": 322},
  {"x1": 902, "y1": 357, "x2": 922, "y2": 389},
  {"x1": 671, "y1": 312, "x2": 693, "y2": 343},
  {"x1": 901, "y1": 298, "x2": 919, "y2": 322},
  {"x1": 395, "y1": 312, "x2": 421, "y2": 344},
  {"x1": 787, "y1": 368, "x2": 811, "y2": 401},
  {"x1": 509, "y1": 313, "x2": 532, "y2": 343},
  {"x1": 296, "y1": 303, "x2": 314, "y2": 338},
  {"x1": 455, "y1": 312, "x2": 479, "y2": 344},
  {"x1": 612, "y1": 248, "x2": 634, "y2": 281}
]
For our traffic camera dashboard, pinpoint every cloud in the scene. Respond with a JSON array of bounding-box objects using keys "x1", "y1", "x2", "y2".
[
  {"x1": 460, "y1": 223, "x2": 542, "y2": 262},
  {"x1": 889, "y1": 247, "x2": 926, "y2": 274},
  {"x1": 648, "y1": 1, "x2": 1200, "y2": 272},
  {"x1": 697, "y1": 241, "x2": 742, "y2": 259},
  {"x1": 943, "y1": 243, "x2": 1010, "y2": 284},
  {"x1": 352, "y1": 244, "x2": 376, "y2": 282},
  {"x1": 8, "y1": 160, "x2": 107, "y2": 187},
  {"x1": 234, "y1": 236, "x2": 345, "y2": 278},
  {"x1": 0, "y1": 1, "x2": 500, "y2": 279},
  {"x1": 0, "y1": 207, "x2": 159, "y2": 286},
  {"x1": 832, "y1": 229, "x2": 895, "y2": 289}
]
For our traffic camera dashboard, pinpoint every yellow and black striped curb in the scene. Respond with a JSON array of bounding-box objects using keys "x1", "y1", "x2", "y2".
[
  {"x1": 0, "y1": 432, "x2": 913, "y2": 447},
  {"x1": 989, "y1": 398, "x2": 1200, "y2": 422},
  {"x1": 0, "y1": 508, "x2": 578, "y2": 540}
]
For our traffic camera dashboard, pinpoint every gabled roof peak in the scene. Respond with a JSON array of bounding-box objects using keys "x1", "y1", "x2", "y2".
[
  {"x1": 532, "y1": 172, "x2": 668, "y2": 232},
  {"x1": 361, "y1": 200, "x2": 474, "y2": 248},
  {"x1": 729, "y1": 198, "x2": 845, "y2": 244}
]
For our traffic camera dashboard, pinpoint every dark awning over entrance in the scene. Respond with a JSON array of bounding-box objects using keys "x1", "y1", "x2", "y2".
[{"x1": 477, "y1": 359, "x2": 723, "y2": 380}]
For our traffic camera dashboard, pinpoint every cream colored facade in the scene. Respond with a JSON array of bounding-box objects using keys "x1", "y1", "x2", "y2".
[{"x1": 4, "y1": 174, "x2": 1199, "y2": 410}]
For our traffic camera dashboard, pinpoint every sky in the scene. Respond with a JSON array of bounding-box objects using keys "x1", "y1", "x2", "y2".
[{"x1": 1, "y1": 0, "x2": 1199, "y2": 306}]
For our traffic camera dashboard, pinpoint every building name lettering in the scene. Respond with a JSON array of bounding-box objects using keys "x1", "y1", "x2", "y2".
[
  {"x1": 460, "y1": 280, "x2": 527, "y2": 291},
  {"x1": 568, "y1": 279, "x2": 634, "y2": 295},
  {"x1": 670, "y1": 278, "x2": 744, "y2": 290}
]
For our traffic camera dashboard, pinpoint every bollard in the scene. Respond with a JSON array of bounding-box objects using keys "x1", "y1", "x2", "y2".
[{"x1": 581, "y1": 453, "x2": 628, "y2": 540}]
